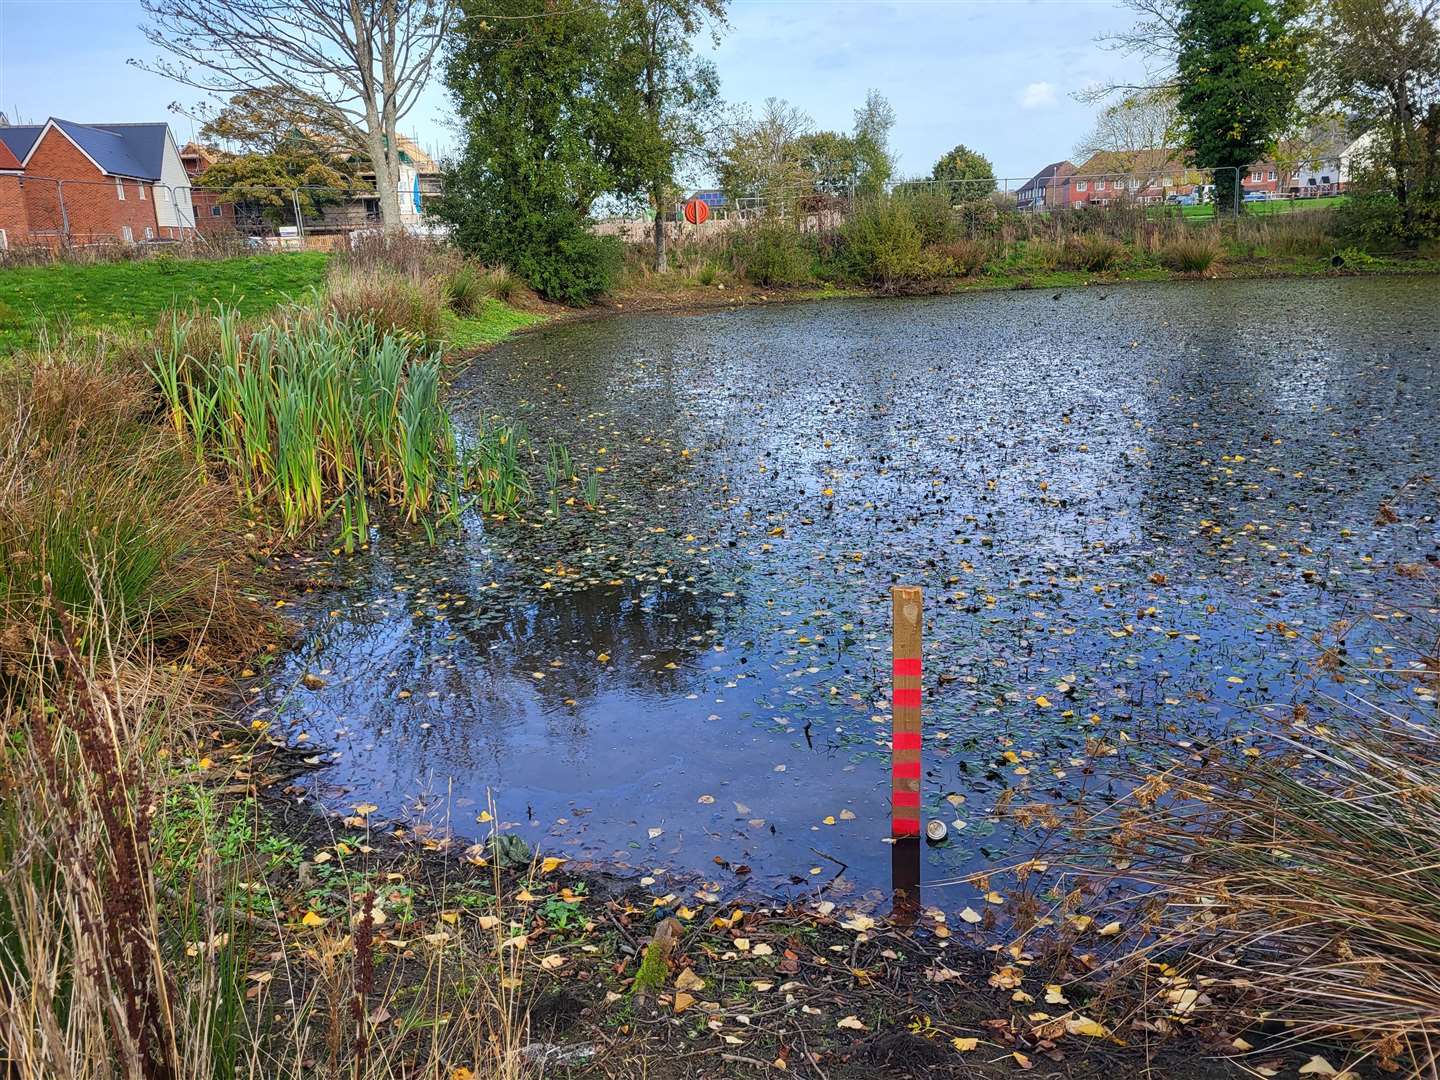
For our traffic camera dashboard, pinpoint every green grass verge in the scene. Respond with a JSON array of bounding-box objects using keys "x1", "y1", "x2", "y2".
[
  {"x1": 0, "y1": 253, "x2": 331, "y2": 353},
  {"x1": 442, "y1": 299, "x2": 545, "y2": 351},
  {"x1": 1173, "y1": 195, "x2": 1348, "y2": 220}
]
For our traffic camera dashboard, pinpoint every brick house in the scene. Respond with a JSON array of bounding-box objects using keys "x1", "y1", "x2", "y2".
[
  {"x1": 179, "y1": 141, "x2": 238, "y2": 234},
  {"x1": 0, "y1": 141, "x2": 28, "y2": 250},
  {"x1": 0, "y1": 118, "x2": 197, "y2": 247},
  {"x1": 1016, "y1": 160, "x2": 1075, "y2": 212}
]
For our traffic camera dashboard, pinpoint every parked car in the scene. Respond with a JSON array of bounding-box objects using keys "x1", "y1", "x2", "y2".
[{"x1": 1243, "y1": 190, "x2": 1269, "y2": 203}]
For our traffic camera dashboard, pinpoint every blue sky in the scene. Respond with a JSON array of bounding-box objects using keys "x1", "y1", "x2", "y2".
[{"x1": 0, "y1": 0, "x2": 1137, "y2": 182}]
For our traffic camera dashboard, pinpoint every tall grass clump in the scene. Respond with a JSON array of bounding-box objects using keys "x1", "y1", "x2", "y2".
[
  {"x1": 1060, "y1": 233, "x2": 1126, "y2": 273},
  {"x1": 0, "y1": 337, "x2": 263, "y2": 679},
  {"x1": 1159, "y1": 234, "x2": 1222, "y2": 273},
  {"x1": 150, "y1": 307, "x2": 532, "y2": 553},
  {"x1": 325, "y1": 265, "x2": 447, "y2": 345},
  {"x1": 1073, "y1": 569, "x2": 1440, "y2": 1072}
]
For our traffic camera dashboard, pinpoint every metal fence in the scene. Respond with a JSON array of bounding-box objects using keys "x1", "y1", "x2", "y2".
[
  {"x1": 0, "y1": 176, "x2": 444, "y2": 254},
  {"x1": 645, "y1": 166, "x2": 1348, "y2": 237}
]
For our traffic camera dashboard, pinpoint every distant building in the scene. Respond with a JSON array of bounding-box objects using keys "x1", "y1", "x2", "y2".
[
  {"x1": 319, "y1": 133, "x2": 443, "y2": 230},
  {"x1": 0, "y1": 117, "x2": 195, "y2": 247},
  {"x1": 1015, "y1": 161, "x2": 1074, "y2": 212},
  {"x1": 179, "y1": 141, "x2": 238, "y2": 234}
]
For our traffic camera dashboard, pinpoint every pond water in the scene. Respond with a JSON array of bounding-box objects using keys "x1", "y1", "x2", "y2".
[{"x1": 253, "y1": 277, "x2": 1440, "y2": 911}]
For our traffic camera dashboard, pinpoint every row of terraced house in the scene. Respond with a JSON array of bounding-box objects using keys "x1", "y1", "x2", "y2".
[
  {"x1": 1013, "y1": 131, "x2": 1378, "y2": 212},
  {"x1": 0, "y1": 115, "x2": 443, "y2": 250}
]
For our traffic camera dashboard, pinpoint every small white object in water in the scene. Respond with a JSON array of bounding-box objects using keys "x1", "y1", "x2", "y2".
[{"x1": 925, "y1": 820, "x2": 948, "y2": 843}]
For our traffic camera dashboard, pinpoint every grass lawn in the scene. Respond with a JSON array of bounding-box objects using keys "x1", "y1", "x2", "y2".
[
  {"x1": 1172, "y1": 194, "x2": 1348, "y2": 220},
  {"x1": 0, "y1": 253, "x2": 330, "y2": 353},
  {"x1": 443, "y1": 299, "x2": 545, "y2": 350}
]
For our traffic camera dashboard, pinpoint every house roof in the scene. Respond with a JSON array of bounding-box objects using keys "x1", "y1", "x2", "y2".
[
  {"x1": 1017, "y1": 160, "x2": 1074, "y2": 196},
  {"x1": 1071, "y1": 149, "x2": 1189, "y2": 179},
  {"x1": 0, "y1": 125, "x2": 43, "y2": 163},
  {"x1": 0, "y1": 118, "x2": 172, "y2": 179}
]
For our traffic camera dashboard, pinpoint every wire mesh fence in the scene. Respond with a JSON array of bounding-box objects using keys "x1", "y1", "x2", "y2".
[{"x1": 0, "y1": 176, "x2": 444, "y2": 257}]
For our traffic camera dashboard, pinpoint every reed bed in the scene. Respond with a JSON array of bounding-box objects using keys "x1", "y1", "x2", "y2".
[
  {"x1": 1071, "y1": 569, "x2": 1440, "y2": 1074},
  {"x1": 149, "y1": 307, "x2": 532, "y2": 552}
]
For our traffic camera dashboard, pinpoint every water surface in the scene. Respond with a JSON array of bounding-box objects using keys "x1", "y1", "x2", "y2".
[{"x1": 254, "y1": 278, "x2": 1440, "y2": 908}]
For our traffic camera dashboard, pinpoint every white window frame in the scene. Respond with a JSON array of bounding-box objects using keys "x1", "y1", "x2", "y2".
[
  {"x1": 0, "y1": 228, "x2": 8, "y2": 251},
  {"x1": 121, "y1": 224, "x2": 134, "y2": 244},
  {"x1": 1096, "y1": 179, "x2": 1106, "y2": 190},
  {"x1": 115, "y1": 177, "x2": 125, "y2": 200},
  {"x1": 139, "y1": 183, "x2": 146, "y2": 200},
  {"x1": 1075, "y1": 180, "x2": 1088, "y2": 192},
  {"x1": 159, "y1": 186, "x2": 170, "y2": 202},
  {"x1": 144, "y1": 225, "x2": 154, "y2": 240},
  {"x1": 1267, "y1": 169, "x2": 1277, "y2": 181},
  {"x1": 1250, "y1": 171, "x2": 1263, "y2": 183}
]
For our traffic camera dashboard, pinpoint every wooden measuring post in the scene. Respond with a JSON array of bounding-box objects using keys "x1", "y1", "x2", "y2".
[
  {"x1": 891, "y1": 586, "x2": 923, "y2": 922},
  {"x1": 891, "y1": 586, "x2": 923, "y2": 838}
]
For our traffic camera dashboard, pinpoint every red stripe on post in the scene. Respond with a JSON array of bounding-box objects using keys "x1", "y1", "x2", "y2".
[
  {"x1": 892, "y1": 731, "x2": 922, "y2": 751},
  {"x1": 891, "y1": 790, "x2": 921, "y2": 808},
  {"x1": 892, "y1": 657, "x2": 922, "y2": 677},
  {"x1": 893, "y1": 687, "x2": 922, "y2": 708},
  {"x1": 892, "y1": 760, "x2": 921, "y2": 779},
  {"x1": 892, "y1": 817, "x2": 921, "y2": 836}
]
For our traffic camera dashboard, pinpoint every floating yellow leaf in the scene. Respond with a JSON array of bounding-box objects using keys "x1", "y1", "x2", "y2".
[{"x1": 540, "y1": 856, "x2": 566, "y2": 874}]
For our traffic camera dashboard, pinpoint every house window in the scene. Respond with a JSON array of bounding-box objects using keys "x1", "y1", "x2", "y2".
[
  {"x1": 210, "y1": 204, "x2": 222, "y2": 217},
  {"x1": 139, "y1": 184, "x2": 147, "y2": 200},
  {"x1": 144, "y1": 226, "x2": 154, "y2": 240},
  {"x1": 115, "y1": 177, "x2": 125, "y2": 200},
  {"x1": 121, "y1": 225, "x2": 134, "y2": 244},
  {"x1": 1075, "y1": 180, "x2": 1088, "y2": 192},
  {"x1": 1096, "y1": 179, "x2": 1106, "y2": 190},
  {"x1": 1267, "y1": 169, "x2": 1277, "y2": 181},
  {"x1": 0, "y1": 228, "x2": 7, "y2": 251},
  {"x1": 1250, "y1": 171, "x2": 1263, "y2": 183},
  {"x1": 1162, "y1": 176, "x2": 1174, "y2": 187},
  {"x1": 160, "y1": 187, "x2": 170, "y2": 202}
]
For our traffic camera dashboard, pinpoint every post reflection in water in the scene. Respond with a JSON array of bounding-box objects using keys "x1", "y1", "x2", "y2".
[{"x1": 890, "y1": 837, "x2": 921, "y2": 924}]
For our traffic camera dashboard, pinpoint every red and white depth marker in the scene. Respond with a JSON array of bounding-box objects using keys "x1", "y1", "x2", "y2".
[{"x1": 891, "y1": 586, "x2": 923, "y2": 839}]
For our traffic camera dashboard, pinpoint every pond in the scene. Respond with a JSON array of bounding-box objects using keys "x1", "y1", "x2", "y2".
[{"x1": 252, "y1": 276, "x2": 1440, "y2": 911}]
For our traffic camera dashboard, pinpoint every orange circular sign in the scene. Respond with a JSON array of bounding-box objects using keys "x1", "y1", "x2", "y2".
[{"x1": 683, "y1": 197, "x2": 711, "y2": 225}]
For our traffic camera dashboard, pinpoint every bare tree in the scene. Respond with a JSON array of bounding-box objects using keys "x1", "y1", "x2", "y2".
[
  {"x1": 134, "y1": 0, "x2": 452, "y2": 229},
  {"x1": 1075, "y1": 89, "x2": 1182, "y2": 164}
]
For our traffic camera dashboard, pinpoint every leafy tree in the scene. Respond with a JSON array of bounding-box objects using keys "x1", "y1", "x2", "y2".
[
  {"x1": 194, "y1": 131, "x2": 356, "y2": 227},
  {"x1": 435, "y1": 0, "x2": 627, "y2": 301},
  {"x1": 1316, "y1": 0, "x2": 1440, "y2": 240},
  {"x1": 611, "y1": 0, "x2": 726, "y2": 272},
  {"x1": 930, "y1": 144, "x2": 997, "y2": 198},
  {"x1": 1174, "y1": 0, "x2": 1309, "y2": 212},
  {"x1": 852, "y1": 90, "x2": 897, "y2": 196}
]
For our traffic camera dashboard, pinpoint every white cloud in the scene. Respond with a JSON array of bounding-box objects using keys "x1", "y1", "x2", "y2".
[{"x1": 1019, "y1": 82, "x2": 1058, "y2": 110}]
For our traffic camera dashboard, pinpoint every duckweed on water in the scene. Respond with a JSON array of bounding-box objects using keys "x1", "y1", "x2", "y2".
[{"x1": 149, "y1": 307, "x2": 540, "y2": 550}]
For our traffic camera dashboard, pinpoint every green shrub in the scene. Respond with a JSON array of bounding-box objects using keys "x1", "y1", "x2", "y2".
[
  {"x1": 1159, "y1": 236, "x2": 1221, "y2": 273},
  {"x1": 729, "y1": 223, "x2": 813, "y2": 287},
  {"x1": 929, "y1": 238, "x2": 990, "y2": 277},
  {"x1": 894, "y1": 189, "x2": 960, "y2": 246},
  {"x1": 1061, "y1": 234, "x2": 1126, "y2": 272},
  {"x1": 1331, "y1": 245, "x2": 1377, "y2": 271},
  {"x1": 514, "y1": 228, "x2": 621, "y2": 305},
  {"x1": 1337, "y1": 191, "x2": 1440, "y2": 248},
  {"x1": 481, "y1": 265, "x2": 525, "y2": 304},
  {"x1": 840, "y1": 199, "x2": 940, "y2": 291}
]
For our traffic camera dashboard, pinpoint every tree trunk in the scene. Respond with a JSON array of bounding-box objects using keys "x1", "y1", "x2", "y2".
[
  {"x1": 653, "y1": 199, "x2": 668, "y2": 274},
  {"x1": 365, "y1": 127, "x2": 403, "y2": 231}
]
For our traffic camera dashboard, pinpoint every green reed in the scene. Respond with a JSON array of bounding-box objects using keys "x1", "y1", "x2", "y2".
[{"x1": 149, "y1": 306, "x2": 543, "y2": 549}]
